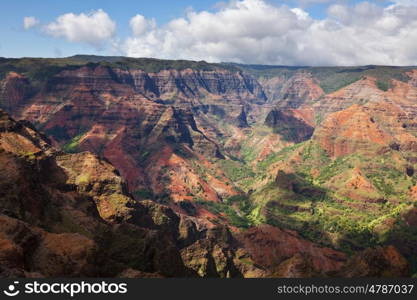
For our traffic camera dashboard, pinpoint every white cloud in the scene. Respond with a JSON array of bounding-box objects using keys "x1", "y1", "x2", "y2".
[
  {"x1": 327, "y1": 2, "x2": 384, "y2": 26},
  {"x1": 44, "y1": 9, "x2": 116, "y2": 49},
  {"x1": 121, "y1": 0, "x2": 417, "y2": 66},
  {"x1": 23, "y1": 16, "x2": 40, "y2": 30},
  {"x1": 291, "y1": 8, "x2": 310, "y2": 20},
  {"x1": 124, "y1": 0, "x2": 311, "y2": 63},
  {"x1": 130, "y1": 14, "x2": 155, "y2": 36},
  {"x1": 296, "y1": 0, "x2": 337, "y2": 5}
]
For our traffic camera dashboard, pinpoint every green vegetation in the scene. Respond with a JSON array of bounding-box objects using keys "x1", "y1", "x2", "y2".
[
  {"x1": 76, "y1": 173, "x2": 90, "y2": 185},
  {"x1": 17, "y1": 151, "x2": 37, "y2": 161},
  {"x1": 172, "y1": 145, "x2": 193, "y2": 158},
  {"x1": 0, "y1": 57, "x2": 85, "y2": 81},
  {"x1": 218, "y1": 159, "x2": 255, "y2": 182},
  {"x1": 376, "y1": 79, "x2": 390, "y2": 91},
  {"x1": 133, "y1": 188, "x2": 154, "y2": 200},
  {"x1": 0, "y1": 55, "x2": 240, "y2": 83},
  {"x1": 231, "y1": 63, "x2": 305, "y2": 80},
  {"x1": 239, "y1": 64, "x2": 412, "y2": 94},
  {"x1": 62, "y1": 132, "x2": 84, "y2": 153},
  {"x1": 235, "y1": 137, "x2": 417, "y2": 254},
  {"x1": 108, "y1": 58, "x2": 239, "y2": 73},
  {"x1": 248, "y1": 177, "x2": 383, "y2": 253},
  {"x1": 0, "y1": 56, "x2": 412, "y2": 95},
  {"x1": 225, "y1": 195, "x2": 253, "y2": 215},
  {"x1": 312, "y1": 66, "x2": 410, "y2": 93},
  {"x1": 316, "y1": 155, "x2": 355, "y2": 184},
  {"x1": 240, "y1": 144, "x2": 258, "y2": 163},
  {"x1": 196, "y1": 195, "x2": 253, "y2": 228},
  {"x1": 257, "y1": 143, "x2": 303, "y2": 171}
]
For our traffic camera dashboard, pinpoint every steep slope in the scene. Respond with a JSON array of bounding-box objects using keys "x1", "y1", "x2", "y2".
[
  {"x1": 1, "y1": 57, "x2": 416, "y2": 277},
  {"x1": 242, "y1": 74, "x2": 417, "y2": 271},
  {"x1": 261, "y1": 72, "x2": 324, "y2": 107},
  {"x1": 4, "y1": 108, "x2": 372, "y2": 278},
  {"x1": 0, "y1": 62, "x2": 260, "y2": 215},
  {"x1": 2, "y1": 107, "x2": 404, "y2": 278},
  {"x1": 0, "y1": 109, "x2": 266, "y2": 277}
]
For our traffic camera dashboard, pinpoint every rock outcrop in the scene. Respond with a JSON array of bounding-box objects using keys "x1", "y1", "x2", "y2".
[
  {"x1": 338, "y1": 246, "x2": 409, "y2": 277},
  {"x1": 1, "y1": 57, "x2": 417, "y2": 278},
  {"x1": 237, "y1": 225, "x2": 346, "y2": 277},
  {"x1": 0, "y1": 109, "x2": 265, "y2": 278},
  {"x1": 265, "y1": 109, "x2": 314, "y2": 143}
]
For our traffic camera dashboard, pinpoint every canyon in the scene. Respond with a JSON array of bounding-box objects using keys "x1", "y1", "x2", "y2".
[{"x1": 0, "y1": 56, "x2": 416, "y2": 277}]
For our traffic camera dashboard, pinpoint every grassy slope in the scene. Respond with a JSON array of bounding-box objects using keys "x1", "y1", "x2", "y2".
[{"x1": 234, "y1": 140, "x2": 417, "y2": 253}]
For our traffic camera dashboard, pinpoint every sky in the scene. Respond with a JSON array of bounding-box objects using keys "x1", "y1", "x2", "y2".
[{"x1": 1, "y1": 0, "x2": 417, "y2": 66}]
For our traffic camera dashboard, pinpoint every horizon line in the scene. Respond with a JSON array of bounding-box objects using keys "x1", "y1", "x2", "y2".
[{"x1": 0, "y1": 54, "x2": 415, "y2": 69}]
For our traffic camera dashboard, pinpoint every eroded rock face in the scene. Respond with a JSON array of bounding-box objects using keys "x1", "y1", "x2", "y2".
[
  {"x1": 113, "y1": 68, "x2": 267, "y2": 103},
  {"x1": 0, "y1": 72, "x2": 34, "y2": 116},
  {"x1": 265, "y1": 109, "x2": 314, "y2": 143},
  {"x1": 237, "y1": 225, "x2": 347, "y2": 277},
  {"x1": 0, "y1": 215, "x2": 96, "y2": 277},
  {"x1": 5, "y1": 65, "x2": 251, "y2": 206},
  {"x1": 178, "y1": 225, "x2": 265, "y2": 278},
  {"x1": 273, "y1": 254, "x2": 319, "y2": 278},
  {"x1": 313, "y1": 104, "x2": 393, "y2": 158},
  {"x1": 56, "y1": 152, "x2": 136, "y2": 223},
  {"x1": 311, "y1": 80, "x2": 417, "y2": 160},
  {"x1": 338, "y1": 246, "x2": 409, "y2": 277},
  {"x1": 1, "y1": 58, "x2": 417, "y2": 278},
  {"x1": 311, "y1": 77, "x2": 384, "y2": 117},
  {"x1": 0, "y1": 110, "x2": 266, "y2": 278},
  {"x1": 262, "y1": 72, "x2": 324, "y2": 107},
  {"x1": 135, "y1": 201, "x2": 266, "y2": 278}
]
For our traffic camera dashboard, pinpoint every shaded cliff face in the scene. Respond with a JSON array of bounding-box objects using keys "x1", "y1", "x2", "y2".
[
  {"x1": 1, "y1": 57, "x2": 417, "y2": 278},
  {"x1": 115, "y1": 68, "x2": 266, "y2": 104},
  {"x1": 265, "y1": 109, "x2": 314, "y2": 143},
  {"x1": 237, "y1": 225, "x2": 346, "y2": 275},
  {"x1": 0, "y1": 72, "x2": 34, "y2": 115},
  {"x1": 0, "y1": 109, "x2": 269, "y2": 278}
]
